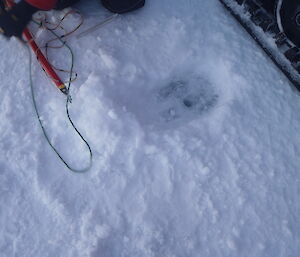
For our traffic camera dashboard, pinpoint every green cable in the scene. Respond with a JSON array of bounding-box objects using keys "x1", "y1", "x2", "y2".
[{"x1": 27, "y1": 27, "x2": 93, "y2": 173}]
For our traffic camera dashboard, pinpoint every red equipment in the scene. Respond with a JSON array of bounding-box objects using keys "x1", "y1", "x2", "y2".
[{"x1": 5, "y1": 0, "x2": 68, "y2": 95}]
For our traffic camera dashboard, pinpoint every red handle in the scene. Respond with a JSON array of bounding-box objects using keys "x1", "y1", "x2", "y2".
[
  {"x1": 23, "y1": 28, "x2": 68, "y2": 95},
  {"x1": 6, "y1": 0, "x2": 68, "y2": 95}
]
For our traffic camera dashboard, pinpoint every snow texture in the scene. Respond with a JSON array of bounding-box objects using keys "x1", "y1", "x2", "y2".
[{"x1": 0, "y1": 0, "x2": 299, "y2": 256}]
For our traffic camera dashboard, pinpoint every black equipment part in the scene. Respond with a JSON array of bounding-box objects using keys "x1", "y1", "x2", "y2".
[{"x1": 219, "y1": 0, "x2": 300, "y2": 91}]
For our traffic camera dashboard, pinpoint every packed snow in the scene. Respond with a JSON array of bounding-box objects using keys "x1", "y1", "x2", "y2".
[{"x1": 0, "y1": 0, "x2": 299, "y2": 256}]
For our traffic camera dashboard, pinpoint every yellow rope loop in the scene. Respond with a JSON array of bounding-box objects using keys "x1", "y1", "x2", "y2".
[{"x1": 31, "y1": 9, "x2": 84, "y2": 85}]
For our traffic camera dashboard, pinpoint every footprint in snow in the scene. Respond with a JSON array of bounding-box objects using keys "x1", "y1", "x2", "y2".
[{"x1": 156, "y1": 76, "x2": 218, "y2": 123}]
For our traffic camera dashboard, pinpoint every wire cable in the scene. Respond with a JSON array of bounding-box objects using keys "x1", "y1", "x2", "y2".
[{"x1": 27, "y1": 12, "x2": 93, "y2": 173}]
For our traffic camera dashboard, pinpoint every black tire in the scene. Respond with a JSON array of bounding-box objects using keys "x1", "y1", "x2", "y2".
[
  {"x1": 261, "y1": 0, "x2": 277, "y2": 13},
  {"x1": 101, "y1": 0, "x2": 145, "y2": 14},
  {"x1": 280, "y1": 0, "x2": 300, "y2": 47}
]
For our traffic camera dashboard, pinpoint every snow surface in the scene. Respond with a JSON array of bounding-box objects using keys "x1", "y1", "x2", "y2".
[{"x1": 0, "y1": 0, "x2": 299, "y2": 256}]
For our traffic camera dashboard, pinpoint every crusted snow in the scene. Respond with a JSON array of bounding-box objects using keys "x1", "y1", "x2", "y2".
[{"x1": 0, "y1": 0, "x2": 299, "y2": 256}]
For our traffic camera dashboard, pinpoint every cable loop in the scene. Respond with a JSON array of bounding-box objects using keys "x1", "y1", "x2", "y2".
[{"x1": 27, "y1": 9, "x2": 92, "y2": 173}]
